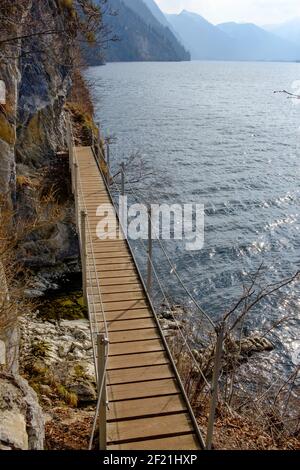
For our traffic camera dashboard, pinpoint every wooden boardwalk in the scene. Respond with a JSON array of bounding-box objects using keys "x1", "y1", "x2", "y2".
[{"x1": 74, "y1": 146, "x2": 203, "y2": 450}]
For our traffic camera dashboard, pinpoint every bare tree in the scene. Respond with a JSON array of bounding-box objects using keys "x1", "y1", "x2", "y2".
[
  {"x1": 163, "y1": 264, "x2": 300, "y2": 448},
  {"x1": 0, "y1": 0, "x2": 114, "y2": 66}
]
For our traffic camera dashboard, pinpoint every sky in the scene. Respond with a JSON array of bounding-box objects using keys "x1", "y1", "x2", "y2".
[{"x1": 154, "y1": 0, "x2": 300, "y2": 25}]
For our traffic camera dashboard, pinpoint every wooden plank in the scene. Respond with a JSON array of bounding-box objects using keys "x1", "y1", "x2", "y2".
[
  {"x1": 107, "y1": 351, "x2": 169, "y2": 370},
  {"x1": 87, "y1": 244, "x2": 128, "y2": 253},
  {"x1": 107, "y1": 328, "x2": 160, "y2": 344},
  {"x1": 81, "y1": 190, "x2": 107, "y2": 193},
  {"x1": 87, "y1": 276, "x2": 139, "y2": 286},
  {"x1": 87, "y1": 213, "x2": 118, "y2": 218},
  {"x1": 108, "y1": 378, "x2": 179, "y2": 402},
  {"x1": 85, "y1": 197, "x2": 112, "y2": 201},
  {"x1": 86, "y1": 234, "x2": 124, "y2": 241},
  {"x1": 108, "y1": 395, "x2": 186, "y2": 421},
  {"x1": 96, "y1": 291, "x2": 145, "y2": 303},
  {"x1": 90, "y1": 292, "x2": 145, "y2": 303},
  {"x1": 101, "y1": 300, "x2": 148, "y2": 312},
  {"x1": 89, "y1": 284, "x2": 143, "y2": 295},
  {"x1": 109, "y1": 339, "x2": 164, "y2": 356},
  {"x1": 107, "y1": 413, "x2": 193, "y2": 443},
  {"x1": 91, "y1": 316, "x2": 156, "y2": 334},
  {"x1": 90, "y1": 236, "x2": 123, "y2": 244},
  {"x1": 107, "y1": 364, "x2": 175, "y2": 385},
  {"x1": 96, "y1": 317, "x2": 156, "y2": 332},
  {"x1": 107, "y1": 433, "x2": 200, "y2": 450},
  {"x1": 87, "y1": 262, "x2": 133, "y2": 271},
  {"x1": 88, "y1": 219, "x2": 119, "y2": 224},
  {"x1": 91, "y1": 259, "x2": 133, "y2": 267},
  {"x1": 85, "y1": 205, "x2": 113, "y2": 210},
  {"x1": 83, "y1": 198, "x2": 110, "y2": 202},
  {"x1": 88, "y1": 217, "x2": 118, "y2": 222},
  {"x1": 90, "y1": 252, "x2": 131, "y2": 260},
  {"x1": 105, "y1": 308, "x2": 151, "y2": 322},
  {"x1": 87, "y1": 245, "x2": 129, "y2": 254},
  {"x1": 94, "y1": 269, "x2": 138, "y2": 279}
]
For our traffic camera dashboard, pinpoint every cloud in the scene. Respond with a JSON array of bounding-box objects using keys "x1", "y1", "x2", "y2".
[{"x1": 154, "y1": 0, "x2": 300, "y2": 25}]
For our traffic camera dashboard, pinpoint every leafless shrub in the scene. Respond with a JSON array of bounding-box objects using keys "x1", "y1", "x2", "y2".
[
  {"x1": 0, "y1": 182, "x2": 63, "y2": 333},
  {"x1": 163, "y1": 266, "x2": 300, "y2": 449}
]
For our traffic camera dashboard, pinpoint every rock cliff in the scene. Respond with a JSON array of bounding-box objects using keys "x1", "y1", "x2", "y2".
[
  {"x1": 0, "y1": 0, "x2": 82, "y2": 450},
  {"x1": 1, "y1": 0, "x2": 79, "y2": 285}
]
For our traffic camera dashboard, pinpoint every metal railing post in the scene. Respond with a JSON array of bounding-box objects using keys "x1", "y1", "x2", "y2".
[
  {"x1": 206, "y1": 321, "x2": 225, "y2": 450},
  {"x1": 97, "y1": 121, "x2": 101, "y2": 142},
  {"x1": 67, "y1": 118, "x2": 75, "y2": 193},
  {"x1": 147, "y1": 206, "x2": 153, "y2": 295},
  {"x1": 80, "y1": 210, "x2": 87, "y2": 305},
  {"x1": 97, "y1": 333, "x2": 108, "y2": 451},
  {"x1": 106, "y1": 141, "x2": 110, "y2": 186},
  {"x1": 121, "y1": 162, "x2": 125, "y2": 196},
  {"x1": 91, "y1": 127, "x2": 95, "y2": 153},
  {"x1": 67, "y1": 119, "x2": 71, "y2": 166},
  {"x1": 74, "y1": 162, "x2": 79, "y2": 229}
]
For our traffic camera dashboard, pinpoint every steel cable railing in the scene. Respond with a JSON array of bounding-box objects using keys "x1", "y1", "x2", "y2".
[
  {"x1": 75, "y1": 165, "x2": 110, "y2": 449},
  {"x1": 67, "y1": 124, "x2": 110, "y2": 450},
  {"x1": 109, "y1": 174, "x2": 212, "y2": 388},
  {"x1": 107, "y1": 163, "x2": 224, "y2": 449},
  {"x1": 124, "y1": 178, "x2": 217, "y2": 330},
  {"x1": 106, "y1": 170, "x2": 207, "y2": 449}
]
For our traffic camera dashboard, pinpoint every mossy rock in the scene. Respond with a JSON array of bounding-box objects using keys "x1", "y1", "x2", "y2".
[
  {"x1": 26, "y1": 113, "x2": 43, "y2": 143},
  {"x1": 25, "y1": 360, "x2": 78, "y2": 408},
  {"x1": 0, "y1": 114, "x2": 15, "y2": 145},
  {"x1": 67, "y1": 102, "x2": 98, "y2": 145},
  {"x1": 38, "y1": 291, "x2": 88, "y2": 321},
  {"x1": 60, "y1": 0, "x2": 73, "y2": 9}
]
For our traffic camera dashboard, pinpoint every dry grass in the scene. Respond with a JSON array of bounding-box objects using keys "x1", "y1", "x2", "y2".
[
  {"x1": 68, "y1": 69, "x2": 94, "y2": 117},
  {"x1": 166, "y1": 318, "x2": 300, "y2": 450},
  {"x1": 45, "y1": 407, "x2": 94, "y2": 450},
  {"x1": 0, "y1": 199, "x2": 32, "y2": 334},
  {"x1": 0, "y1": 180, "x2": 63, "y2": 335}
]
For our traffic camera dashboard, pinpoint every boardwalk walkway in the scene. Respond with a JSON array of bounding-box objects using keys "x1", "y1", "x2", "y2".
[{"x1": 74, "y1": 145, "x2": 203, "y2": 450}]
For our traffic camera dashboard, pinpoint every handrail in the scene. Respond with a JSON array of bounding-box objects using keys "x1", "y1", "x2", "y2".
[
  {"x1": 94, "y1": 146, "x2": 224, "y2": 450},
  {"x1": 66, "y1": 119, "x2": 109, "y2": 450},
  {"x1": 91, "y1": 145, "x2": 207, "y2": 450},
  {"x1": 109, "y1": 176, "x2": 212, "y2": 387},
  {"x1": 123, "y1": 177, "x2": 216, "y2": 330}
]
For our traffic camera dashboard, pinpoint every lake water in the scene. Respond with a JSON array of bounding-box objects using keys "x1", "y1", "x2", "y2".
[{"x1": 86, "y1": 61, "x2": 300, "y2": 376}]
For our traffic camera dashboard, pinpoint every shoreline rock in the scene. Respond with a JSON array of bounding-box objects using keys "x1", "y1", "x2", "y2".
[
  {"x1": 0, "y1": 371, "x2": 44, "y2": 450},
  {"x1": 20, "y1": 313, "x2": 96, "y2": 406}
]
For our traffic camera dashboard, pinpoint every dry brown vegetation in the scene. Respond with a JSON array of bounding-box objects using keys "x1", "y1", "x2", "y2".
[
  {"x1": 45, "y1": 408, "x2": 94, "y2": 450},
  {"x1": 166, "y1": 267, "x2": 300, "y2": 450},
  {"x1": 69, "y1": 69, "x2": 95, "y2": 117},
  {"x1": 0, "y1": 181, "x2": 63, "y2": 331}
]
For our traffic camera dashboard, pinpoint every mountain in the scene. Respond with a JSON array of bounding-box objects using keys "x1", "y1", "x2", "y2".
[
  {"x1": 263, "y1": 18, "x2": 300, "y2": 47},
  {"x1": 166, "y1": 10, "x2": 300, "y2": 62},
  {"x1": 94, "y1": 0, "x2": 190, "y2": 63},
  {"x1": 166, "y1": 10, "x2": 234, "y2": 60},
  {"x1": 140, "y1": 0, "x2": 171, "y2": 28},
  {"x1": 218, "y1": 22, "x2": 300, "y2": 61}
]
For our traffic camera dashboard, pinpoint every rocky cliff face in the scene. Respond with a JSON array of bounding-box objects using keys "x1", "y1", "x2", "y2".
[
  {"x1": 16, "y1": 1, "x2": 79, "y2": 284},
  {"x1": 16, "y1": 1, "x2": 70, "y2": 167},
  {"x1": 0, "y1": 0, "x2": 80, "y2": 450},
  {"x1": 0, "y1": 372, "x2": 44, "y2": 450},
  {"x1": 0, "y1": 10, "x2": 22, "y2": 207},
  {"x1": 1, "y1": 1, "x2": 80, "y2": 289}
]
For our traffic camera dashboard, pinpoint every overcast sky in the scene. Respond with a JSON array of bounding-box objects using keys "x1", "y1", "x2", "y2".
[{"x1": 155, "y1": 0, "x2": 300, "y2": 25}]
